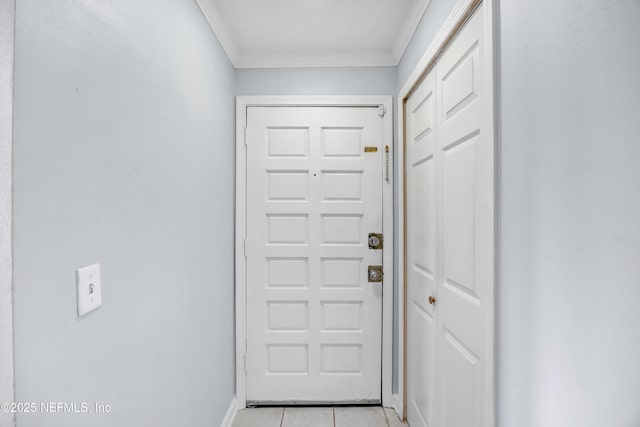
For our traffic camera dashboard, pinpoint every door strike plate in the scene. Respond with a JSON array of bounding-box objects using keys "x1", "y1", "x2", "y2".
[
  {"x1": 368, "y1": 266, "x2": 383, "y2": 283},
  {"x1": 368, "y1": 233, "x2": 383, "y2": 250}
]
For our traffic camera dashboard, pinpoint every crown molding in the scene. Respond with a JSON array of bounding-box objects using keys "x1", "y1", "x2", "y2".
[
  {"x1": 195, "y1": 0, "x2": 431, "y2": 69},
  {"x1": 195, "y1": 0, "x2": 241, "y2": 65},
  {"x1": 392, "y1": 0, "x2": 432, "y2": 63},
  {"x1": 233, "y1": 52, "x2": 398, "y2": 69}
]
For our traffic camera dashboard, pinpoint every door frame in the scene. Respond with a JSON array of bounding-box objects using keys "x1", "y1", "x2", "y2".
[
  {"x1": 235, "y1": 96, "x2": 394, "y2": 410},
  {"x1": 397, "y1": 0, "x2": 497, "y2": 423}
]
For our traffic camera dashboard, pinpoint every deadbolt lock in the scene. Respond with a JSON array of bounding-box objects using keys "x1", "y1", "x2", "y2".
[
  {"x1": 368, "y1": 266, "x2": 383, "y2": 283},
  {"x1": 368, "y1": 233, "x2": 383, "y2": 250}
]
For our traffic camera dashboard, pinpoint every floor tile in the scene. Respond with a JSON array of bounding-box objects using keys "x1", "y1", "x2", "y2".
[
  {"x1": 334, "y1": 406, "x2": 388, "y2": 427},
  {"x1": 232, "y1": 407, "x2": 284, "y2": 427},
  {"x1": 282, "y1": 407, "x2": 334, "y2": 427},
  {"x1": 384, "y1": 407, "x2": 409, "y2": 426}
]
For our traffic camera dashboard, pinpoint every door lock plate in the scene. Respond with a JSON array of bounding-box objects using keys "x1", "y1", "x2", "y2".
[
  {"x1": 368, "y1": 233, "x2": 383, "y2": 250},
  {"x1": 368, "y1": 266, "x2": 383, "y2": 282}
]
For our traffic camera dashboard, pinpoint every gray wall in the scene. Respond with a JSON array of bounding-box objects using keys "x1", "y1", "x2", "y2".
[
  {"x1": 498, "y1": 1, "x2": 640, "y2": 426},
  {"x1": 236, "y1": 67, "x2": 396, "y2": 96},
  {"x1": 12, "y1": 0, "x2": 236, "y2": 426},
  {"x1": 0, "y1": 1, "x2": 15, "y2": 426}
]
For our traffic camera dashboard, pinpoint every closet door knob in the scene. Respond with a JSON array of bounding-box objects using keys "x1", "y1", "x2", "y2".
[{"x1": 428, "y1": 296, "x2": 436, "y2": 305}]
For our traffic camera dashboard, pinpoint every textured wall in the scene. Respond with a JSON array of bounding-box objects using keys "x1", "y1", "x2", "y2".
[
  {"x1": 12, "y1": 0, "x2": 236, "y2": 425},
  {"x1": 0, "y1": 0, "x2": 15, "y2": 425},
  {"x1": 498, "y1": 1, "x2": 640, "y2": 426},
  {"x1": 236, "y1": 67, "x2": 396, "y2": 96}
]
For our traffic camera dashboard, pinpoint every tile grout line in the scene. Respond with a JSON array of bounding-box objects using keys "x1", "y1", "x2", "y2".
[{"x1": 236, "y1": 405, "x2": 400, "y2": 427}]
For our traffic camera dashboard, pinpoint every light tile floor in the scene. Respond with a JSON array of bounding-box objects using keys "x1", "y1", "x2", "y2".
[{"x1": 231, "y1": 406, "x2": 409, "y2": 427}]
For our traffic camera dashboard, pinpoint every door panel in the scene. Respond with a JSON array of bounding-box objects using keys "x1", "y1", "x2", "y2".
[
  {"x1": 246, "y1": 106, "x2": 383, "y2": 403},
  {"x1": 436, "y1": 8, "x2": 487, "y2": 426},
  {"x1": 406, "y1": 69, "x2": 438, "y2": 427},
  {"x1": 406, "y1": 4, "x2": 491, "y2": 427}
]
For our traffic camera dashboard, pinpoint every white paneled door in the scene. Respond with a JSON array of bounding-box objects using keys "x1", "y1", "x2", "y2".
[
  {"x1": 407, "y1": 4, "x2": 493, "y2": 427},
  {"x1": 406, "y1": 68, "x2": 438, "y2": 427},
  {"x1": 245, "y1": 106, "x2": 383, "y2": 404}
]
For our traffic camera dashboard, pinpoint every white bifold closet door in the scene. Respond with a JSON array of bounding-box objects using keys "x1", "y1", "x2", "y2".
[
  {"x1": 407, "y1": 4, "x2": 493, "y2": 427},
  {"x1": 245, "y1": 106, "x2": 384, "y2": 404}
]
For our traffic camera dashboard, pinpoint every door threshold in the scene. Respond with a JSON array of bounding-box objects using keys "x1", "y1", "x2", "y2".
[{"x1": 247, "y1": 400, "x2": 381, "y2": 407}]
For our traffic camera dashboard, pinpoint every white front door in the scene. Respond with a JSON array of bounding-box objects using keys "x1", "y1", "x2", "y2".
[
  {"x1": 245, "y1": 106, "x2": 384, "y2": 404},
  {"x1": 407, "y1": 4, "x2": 493, "y2": 427}
]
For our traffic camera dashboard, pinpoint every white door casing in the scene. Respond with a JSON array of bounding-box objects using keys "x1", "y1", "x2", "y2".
[
  {"x1": 406, "y1": 4, "x2": 495, "y2": 427},
  {"x1": 243, "y1": 104, "x2": 389, "y2": 404}
]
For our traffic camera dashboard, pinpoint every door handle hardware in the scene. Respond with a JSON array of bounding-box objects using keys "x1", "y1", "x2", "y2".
[
  {"x1": 364, "y1": 146, "x2": 378, "y2": 153},
  {"x1": 368, "y1": 266, "x2": 383, "y2": 282},
  {"x1": 428, "y1": 295, "x2": 436, "y2": 305},
  {"x1": 368, "y1": 233, "x2": 383, "y2": 250}
]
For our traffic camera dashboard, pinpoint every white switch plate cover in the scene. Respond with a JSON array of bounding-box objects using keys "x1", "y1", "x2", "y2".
[{"x1": 77, "y1": 263, "x2": 102, "y2": 316}]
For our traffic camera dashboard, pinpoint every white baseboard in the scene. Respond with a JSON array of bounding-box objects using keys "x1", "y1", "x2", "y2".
[
  {"x1": 220, "y1": 396, "x2": 237, "y2": 427},
  {"x1": 387, "y1": 393, "x2": 404, "y2": 421}
]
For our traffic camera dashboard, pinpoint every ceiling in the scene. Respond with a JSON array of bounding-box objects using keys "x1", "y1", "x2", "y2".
[{"x1": 195, "y1": 0, "x2": 431, "y2": 68}]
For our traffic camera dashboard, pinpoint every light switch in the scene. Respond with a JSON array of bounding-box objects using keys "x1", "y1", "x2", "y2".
[{"x1": 77, "y1": 263, "x2": 102, "y2": 316}]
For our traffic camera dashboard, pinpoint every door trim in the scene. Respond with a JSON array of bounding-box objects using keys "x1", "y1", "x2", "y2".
[
  {"x1": 397, "y1": 0, "x2": 497, "y2": 423},
  {"x1": 235, "y1": 96, "x2": 394, "y2": 410}
]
